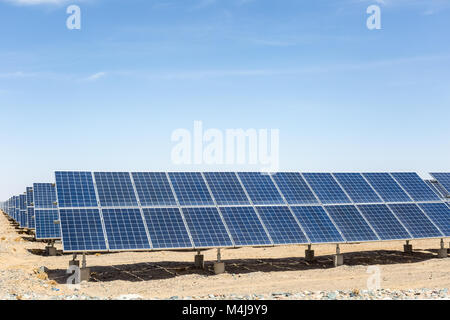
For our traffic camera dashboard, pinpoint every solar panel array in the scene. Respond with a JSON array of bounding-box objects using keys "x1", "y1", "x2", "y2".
[
  {"x1": 1, "y1": 171, "x2": 449, "y2": 252},
  {"x1": 430, "y1": 173, "x2": 450, "y2": 198},
  {"x1": 50, "y1": 171, "x2": 450, "y2": 253}
]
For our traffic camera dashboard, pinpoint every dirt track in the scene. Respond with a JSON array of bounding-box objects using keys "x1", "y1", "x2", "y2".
[{"x1": 0, "y1": 211, "x2": 449, "y2": 299}]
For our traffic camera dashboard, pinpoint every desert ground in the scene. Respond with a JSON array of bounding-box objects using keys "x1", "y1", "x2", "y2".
[{"x1": 0, "y1": 211, "x2": 449, "y2": 300}]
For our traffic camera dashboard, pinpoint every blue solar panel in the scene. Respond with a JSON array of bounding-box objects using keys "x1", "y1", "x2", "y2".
[
  {"x1": 302, "y1": 173, "x2": 351, "y2": 204},
  {"x1": 324, "y1": 205, "x2": 379, "y2": 242},
  {"x1": 26, "y1": 187, "x2": 33, "y2": 206},
  {"x1": 203, "y1": 172, "x2": 250, "y2": 205},
  {"x1": 102, "y1": 208, "x2": 150, "y2": 250},
  {"x1": 418, "y1": 203, "x2": 450, "y2": 237},
  {"x1": 391, "y1": 172, "x2": 440, "y2": 202},
  {"x1": 430, "y1": 173, "x2": 450, "y2": 196},
  {"x1": 362, "y1": 173, "x2": 412, "y2": 202},
  {"x1": 142, "y1": 208, "x2": 193, "y2": 249},
  {"x1": 425, "y1": 181, "x2": 446, "y2": 199},
  {"x1": 168, "y1": 172, "x2": 214, "y2": 206},
  {"x1": 94, "y1": 172, "x2": 138, "y2": 207},
  {"x1": 388, "y1": 204, "x2": 443, "y2": 238},
  {"x1": 132, "y1": 172, "x2": 177, "y2": 206},
  {"x1": 181, "y1": 207, "x2": 233, "y2": 247},
  {"x1": 256, "y1": 206, "x2": 308, "y2": 244},
  {"x1": 59, "y1": 208, "x2": 107, "y2": 252},
  {"x1": 35, "y1": 209, "x2": 61, "y2": 239},
  {"x1": 27, "y1": 207, "x2": 35, "y2": 229},
  {"x1": 290, "y1": 206, "x2": 344, "y2": 243},
  {"x1": 357, "y1": 204, "x2": 411, "y2": 240},
  {"x1": 272, "y1": 173, "x2": 318, "y2": 205},
  {"x1": 237, "y1": 172, "x2": 284, "y2": 205},
  {"x1": 219, "y1": 206, "x2": 272, "y2": 246},
  {"x1": 33, "y1": 183, "x2": 57, "y2": 209},
  {"x1": 333, "y1": 173, "x2": 382, "y2": 203},
  {"x1": 55, "y1": 171, "x2": 98, "y2": 208}
]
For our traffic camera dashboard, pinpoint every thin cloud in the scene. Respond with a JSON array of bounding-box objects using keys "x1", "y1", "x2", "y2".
[{"x1": 84, "y1": 72, "x2": 107, "y2": 81}]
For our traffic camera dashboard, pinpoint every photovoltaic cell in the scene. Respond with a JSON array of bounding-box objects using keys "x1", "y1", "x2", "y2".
[
  {"x1": 362, "y1": 173, "x2": 412, "y2": 202},
  {"x1": 271, "y1": 173, "x2": 318, "y2": 205},
  {"x1": 302, "y1": 173, "x2": 351, "y2": 204},
  {"x1": 102, "y1": 208, "x2": 150, "y2": 250},
  {"x1": 391, "y1": 172, "x2": 440, "y2": 202},
  {"x1": 290, "y1": 206, "x2": 344, "y2": 243},
  {"x1": 324, "y1": 205, "x2": 379, "y2": 242},
  {"x1": 132, "y1": 172, "x2": 177, "y2": 206},
  {"x1": 219, "y1": 206, "x2": 271, "y2": 246},
  {"x1": 33, "y1": 183, "x2": 57, "y2": 209},
  {"x1": 237, "y1": 172, "x2": 284, "y2": 205},
  {"x1": 35, "y1": 209, "x2": 61, "y2": 239},
  {"x1": 418, "y1": 203, "x2": 450, "y2": 237},
  {"x1": 55, "y1": 172, "x2": 98, "y2": 208},
  {"x1": 59, "y1": 208, "x2": 107, "y2": 251},
  {"x1": 333, "y1": 173, "x2": 382, "y2": 203},
  {"x1": 203, "y1": 172, "x2": 250, "y2": 205},
  {"x1": 388, "y1": 204, "x2": 443, "y2": 238},
  {"x1": 142, "y1": 208, "x2": 192, "y2": 249},
  {"x1": 430, "y1": 173, "x2": 450, "y2": 196},
  {"x1": 182, "y1": 207, "x2": 233, "y2": 247},
  {"x1": 357, "y1": 204, "x2": 411, "y2": 240},
  {"x1": 94, "y1": 172, "x2": 138, "y2": 207},
  {"x1": 256, "y1": 206, "x2": 308, "y2": 244},
  {"x1": 168, "y1": 172, "x2": 214, "y2": 206}
]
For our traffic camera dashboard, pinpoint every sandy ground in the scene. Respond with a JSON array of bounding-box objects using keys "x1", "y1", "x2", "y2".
[{"x1": 0, "y1": 211, "x2": 449, "y2": 299}]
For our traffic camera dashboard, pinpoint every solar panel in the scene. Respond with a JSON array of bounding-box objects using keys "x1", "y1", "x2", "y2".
[
  {"x1": 27, "y1": 207, "x2": 35, "y2": 229},
  {"x1": 203, "y1": 172, "x2": 250, "y2": 205},
  {"x1": 94, "y1": 172, "x2": 138, "y2": 207},
  {"x1": 418, "y1": 203, "x2": 450, "y2": 237},
  {"x1": 388, "y1": 204, "x2": 443, "y2": 238},
  {"x1": 19, "y1": 194, "x2": 27, "y2": 227},
  {"x1": 324, "y1": 205, "x2": 379, "y2": 242},
  {"x1": 255, "y1": 206, "x2": 308, "y2": 244},
  {"x1": 59, "y1": 208, "x2": 108, "y2": 252},
  {"x1": 132, "y1": 172, "x2": 177, "y2": 206},
  {"x1": 290, "y1": 206, "x2": 344, "y2": 243},
  {"x1": 26, "y1": 187, "x2": 33, "y2": 206},
  {"x1": 33, "y1": 183, "x2": 57, "y2": 209},
  {"x1": 302, "y1": 173, "x2": 351, "y2": 204},
  {"x1": 333, "y1": 173, "x2": 382, "y2": 203},
  {"x1": 102, "y1": 208, "x2": 150, "y2": 250},
  {"x1": 181, "y1": 207, "x2": 233, "y2": 247},
  {"x1": 425, "y1": 181, "x2": 446, "y2": 199},
  {"x1": 391, "y1": 172, "x2": 440, "y2": 202},
  {"x1": 55, "y1": 171, "x2": 98, "y2": 208},
  {"x1": 271, "y1": 172, "x2": 318, "y2": 205},
  {"x1": 362, "y1": 173, "x2": 412, "y2": 202},
  {"x1": 357, "y1": 204, "x2": 411, "y2": 240},
  {"x1": 142, "y1": 208, "x2": 193, "y2": 249},
  {"x1": 35, "y1": 209, "x2": 61, "y2": 240},
  {"x1": 219, "y1": 206, "x2": 272, "y2": 246},
  {"x1": 430, "y1": 173, "x2": 450, "y2": 196},
  {"x1": 237, "y1": 172, "x2": 284, "y2": 205},
  {"x1": 168, "y1": 172, "x2": 214, "y2": 206}
]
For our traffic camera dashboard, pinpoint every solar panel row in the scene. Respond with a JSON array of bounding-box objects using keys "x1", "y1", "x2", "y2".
[{"x1": 53, "y1": 171, "x2": 450, "y2": 253}]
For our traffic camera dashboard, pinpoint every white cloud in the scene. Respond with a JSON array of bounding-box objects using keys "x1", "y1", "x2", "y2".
[{"x1": 84, "y1": 72, "x2": 107, "y2": 81}]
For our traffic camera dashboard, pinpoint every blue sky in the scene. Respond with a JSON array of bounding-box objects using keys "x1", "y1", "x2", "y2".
[{"x1": 1, "y1": 0, "x2": 450, "y2": 199}]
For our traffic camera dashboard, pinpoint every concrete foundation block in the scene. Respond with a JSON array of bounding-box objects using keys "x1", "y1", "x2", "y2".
[
  {"x1": 214, "y1": 262, "x2": 225, "y2": 275},
  {"x1": 404, "y1": 244, "x2": 413, "y2": 254},
  {"x1": 45, "y1": 246, "x2": 57, "y2": 256},
  {"x1": 80, "y1": 267, "x2": 90, "y2": 282},
  {"x1": 194, "y1": 254, "x2": 204, "y2": 269},
  {"x1": 305, "y1": 249, "x2": 315, "y2": 262},
  {"x1": 438, "y1": 248, "x2": 448, "y2": 258},
  {"x1": 333, "y1": 254, "x2": 344, "y2": 267}
]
